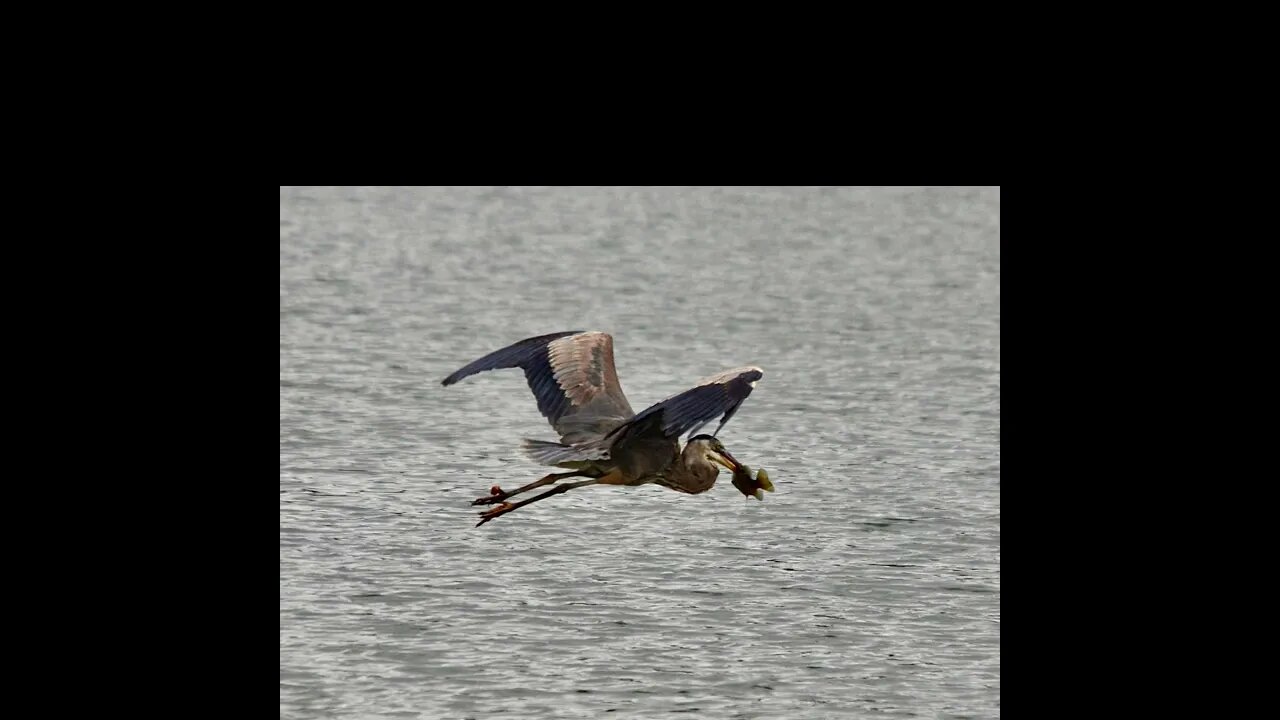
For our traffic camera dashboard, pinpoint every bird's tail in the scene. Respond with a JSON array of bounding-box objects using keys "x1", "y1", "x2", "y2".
[{"x1": 521, "y1": 439, "x2": 610, "y2": 467}]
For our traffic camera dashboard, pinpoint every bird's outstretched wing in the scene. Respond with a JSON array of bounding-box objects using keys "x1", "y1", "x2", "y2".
[
  {"x1": 606, "y1": 365, "x2": 763, "y2": 442},
  {"x1": 442, "y1": 331, "x2": 637, "y2": 445}
]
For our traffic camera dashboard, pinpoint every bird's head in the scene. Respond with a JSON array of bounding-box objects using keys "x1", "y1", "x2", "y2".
[{"x1": 686, "y1": 434, "x2": 742, "y2": 472}]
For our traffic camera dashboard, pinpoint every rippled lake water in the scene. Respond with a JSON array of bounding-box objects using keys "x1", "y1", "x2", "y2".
[{"x1": 280, "y1": 186, "x2": 1000, "y2": 718}]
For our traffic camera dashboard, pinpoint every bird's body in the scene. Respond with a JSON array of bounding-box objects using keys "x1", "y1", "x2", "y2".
[{"x1": 440, "y1": 330, "x2": 764, "y2": 525}]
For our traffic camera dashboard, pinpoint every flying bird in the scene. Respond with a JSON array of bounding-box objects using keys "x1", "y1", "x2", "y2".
[{"x1": 441, "y1": 331, "x2": 764, "y2": 526}]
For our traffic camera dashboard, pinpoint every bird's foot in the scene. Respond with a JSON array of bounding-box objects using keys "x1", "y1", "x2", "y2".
[
  {"x1": 475, "y1": 502, "x2": 514, "y2": 527},
  {"x1": 471, "y1": 485, "x2": 508, "y2": 506}
]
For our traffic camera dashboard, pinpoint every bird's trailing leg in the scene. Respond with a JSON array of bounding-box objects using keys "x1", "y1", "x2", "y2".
[
  {"x1": 472, "y1": 470, "x2": 597, "y2": 506},
  {"x1": 475, "y1": 478, "x2": 602, "y2": 527}
]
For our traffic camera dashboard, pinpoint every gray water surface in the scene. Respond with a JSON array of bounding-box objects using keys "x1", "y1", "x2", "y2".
[{"x1": 280, "y1": 186, "x2": 1000, "y2": 718}]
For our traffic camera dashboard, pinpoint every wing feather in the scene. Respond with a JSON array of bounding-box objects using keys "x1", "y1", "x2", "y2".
[
  {"x1": 442, "y1": 331, "x2": 637, "y2": 444},
  {"x1": 606, "y1": 366, "x2": 763, "y2": 442}
]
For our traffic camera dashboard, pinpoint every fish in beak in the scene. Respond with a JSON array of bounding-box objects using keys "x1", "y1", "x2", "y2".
[{"x1": 730, "y1": 463, "x2": 775, "y2": 501}]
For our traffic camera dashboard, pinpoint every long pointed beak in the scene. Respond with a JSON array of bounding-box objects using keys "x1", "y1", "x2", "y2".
[{"x1": 712, "y1": 449, "x2": 741, "y2": 471}]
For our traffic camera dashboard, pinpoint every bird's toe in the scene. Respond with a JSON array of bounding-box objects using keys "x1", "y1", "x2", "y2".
[
  {"x1": 471, "y1": 485, "x2": 509, "y2": 505},
  {"x1": 475, "y1": 502, "x2": 514, "y2": 527}
]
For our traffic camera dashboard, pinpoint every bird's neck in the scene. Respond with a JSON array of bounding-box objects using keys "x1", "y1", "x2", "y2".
[
  {"x1": 661, "y1": 445, "x2": 718, "y2": 495},
  {"x1": 680, "y1": 442, "x2": 705, "y2": 467}
]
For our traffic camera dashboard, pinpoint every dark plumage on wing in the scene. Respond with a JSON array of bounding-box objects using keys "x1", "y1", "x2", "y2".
[
  {"x1": 605, "y1": 365, "x2": 764, "y2": 442},
  {"x1": 442, "y1": 330, "x2": 635, "y2": 446}
]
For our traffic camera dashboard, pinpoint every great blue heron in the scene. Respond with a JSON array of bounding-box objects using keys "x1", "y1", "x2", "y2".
[{"x1": 441, "y1": 331, "x2": 764, "y2": 526}]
